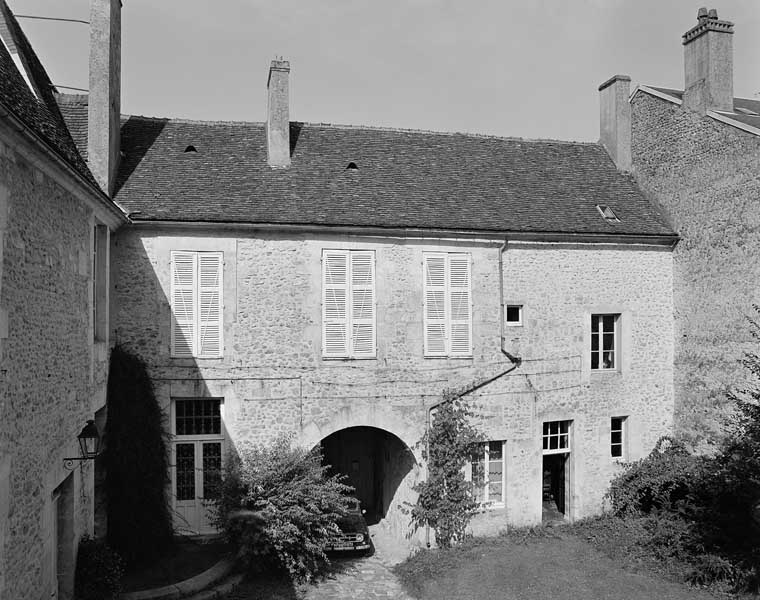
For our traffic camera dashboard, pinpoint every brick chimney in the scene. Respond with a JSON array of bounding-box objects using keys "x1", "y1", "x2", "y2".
[
  {"x1": 87, "y1": 0, "x2": 121, "y2": 196},
  {"x1": 598, "y1": 74, "x2": 631, "y2": 172},
  {"x1": 267, "y1": 59, "x2": 290, "y2": 168},
  {"x1": 682, "y1": 8, "x2": 734, "y2": 113}
]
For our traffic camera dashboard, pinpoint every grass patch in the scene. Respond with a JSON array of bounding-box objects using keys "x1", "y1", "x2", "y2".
[
  {"x1": 393, "y1": 527, "x2": 728, "y2": 600},
  {"x1": 121, "y1": 537, "x2": 231, "y2": 592}
]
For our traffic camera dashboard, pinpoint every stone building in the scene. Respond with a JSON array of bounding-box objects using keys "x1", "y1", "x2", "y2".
[
  {"x1": 101, "y1": 53, "x2": 678, "y2": 537},
  {"x1": 601, "y1": 8, "x2": 760, "y2": 447},
  {"x1": 0, "y1": 1, "x2": 126, "y2": 598}
]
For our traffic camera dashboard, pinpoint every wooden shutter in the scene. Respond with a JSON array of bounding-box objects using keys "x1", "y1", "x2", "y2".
[
  {"x1": 323, "y1": 250, "x2": 349, "y2": 357},
  {"x1": 448, "y1": 253, "x2": 472, "y2": 356},
  {"x1": 423, "y1": 253, "x2": 447, "y2": 356},
  {"x1": 350, "y1": 251, "x2": 376, "y2": 358},
  {"x1": 171, "y1": 251, "x2": 196, "y2": 357},
  {"x1": 198, "y1": 253, "x2": 223, "y2": 357}
]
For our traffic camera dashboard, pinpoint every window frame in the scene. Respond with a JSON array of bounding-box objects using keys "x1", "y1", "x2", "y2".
[
  {"x1": 610, "y1": 416, "x2": 627, "y2": 460},
  {"x1": 422, "y1": 251, "x2": 473, "y2": 358},
  {"x1": 542, "y1": 420, "x2": 571, "y2": 455},
  {"x1": 170, "y1": 250, "x2": 224, "y2": 359},
  {"x1": 321, "y1": 249, "x2": 377, "y2": 360},
  {"x1": 590, "y1": 313, "x2": 620, "y2": 372},
  {"x1": 505, "y1": 304, "x2": 523, "y2": 327},
  {"x1": 468, "y1": 440, "x2": 506, "y2": 508}
]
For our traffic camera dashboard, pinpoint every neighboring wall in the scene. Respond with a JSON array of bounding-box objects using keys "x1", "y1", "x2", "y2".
[
  {"x1": 0, "y1": 120, "x2": 111, "y2": 600},
  {"x1": 631, "y1": 91, "x2": 760, "y2": 446},
  {"x1": 112, "y1": 226, "x2": 674, "y2": 534}
]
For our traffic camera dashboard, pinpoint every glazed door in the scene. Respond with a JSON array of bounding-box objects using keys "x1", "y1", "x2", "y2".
[{"x1": 173, "y1": 440, "x2": 222, "y2": 534}]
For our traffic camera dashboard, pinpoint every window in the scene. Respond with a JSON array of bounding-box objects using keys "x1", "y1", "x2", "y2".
[
  {"x1": 92, "y1": 224, "x2": 108, "y2": 341},
  {"x1": 423, "y1": 252, "x2": 472, "y2": 357},
  {"x1": 171, "y1": 251, "x2": 223, "y2": 358},
  {"x1": 506, "y1": 304, "x2": 522, "y2": 326},
  {"x1": 173, "y1": 399, "x2": 223, "y2": 505},
  {"x1": 542, "y1": 420, "x2": 570, "y2": 454},
  {"x1": 591, "y1": 314, "x2": 619, "y2": 370},
  {"x1": 611, "y1": 416, "x2": 627, "y2": 458},
  {"x1": 322, "y1": 250, "x2": 376, "y2": 359},
  {"x1": 470, "y1": 440, "x2": 505, "y2": 506}
]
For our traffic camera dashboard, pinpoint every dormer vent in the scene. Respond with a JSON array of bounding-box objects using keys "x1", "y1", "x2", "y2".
[
  {"x1": 596, "y1": 205, "x2": 620, "y2": 223},
  {"x1": 184, "y1": 145, "x2": 197, "y2": 153},
  {"x1": 346, "y1": 162, "x2": 358, "y2": 170}
]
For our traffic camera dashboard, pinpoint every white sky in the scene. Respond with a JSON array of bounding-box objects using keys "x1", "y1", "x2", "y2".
[{"x1": 8, "y1": 0, "x2": 760, "y2": 141}]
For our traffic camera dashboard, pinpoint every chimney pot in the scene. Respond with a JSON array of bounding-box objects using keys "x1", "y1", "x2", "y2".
[
  {"x1": 266, "y1": 59, "x2": 291, "y2": 168},
  {"x1": 598, "y1": 74, "x2": 632, "y2": 172},
  {"x1": 697, "y1": 7, "x2": 709, "y2": 21},
  {"x1": 708, "y1": 8, "x2": 718, "y2": 19}
]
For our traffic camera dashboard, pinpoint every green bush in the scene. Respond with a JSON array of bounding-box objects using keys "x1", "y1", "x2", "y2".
[
  {"x1": 105, "y1": 345, "x2": 174, "y2": 566},
  {"x1": 412, "y1": 389, "x2": 482, "y2": 549},
  {"x1": 213, "y1": 437, "x2": 353, "y2": 583},
  {"x1": 74, "y1": 535, "x2": 124, "y2": 600}
]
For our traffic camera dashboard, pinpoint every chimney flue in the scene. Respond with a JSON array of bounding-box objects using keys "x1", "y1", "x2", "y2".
[
  {"x1": 598, "y1": 74, "x2": 632, "y2": 172},
  {"x1": 267, "y1": 59, "x2": 290, "y2": 168},
  {"x1": 87, "y1": 0, "x2": 121, "y2": 196},
  {"x1": 682, "y1": 8, "x2": 734, "y2": 114}
]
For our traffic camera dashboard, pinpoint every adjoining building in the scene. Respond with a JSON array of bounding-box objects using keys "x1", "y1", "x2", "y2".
[{"x1": 601, "y1": 8, "x2": 760, "y2": 448}]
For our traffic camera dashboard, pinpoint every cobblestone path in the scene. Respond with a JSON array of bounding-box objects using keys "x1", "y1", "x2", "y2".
[{"x1": 302, "y1": 553, "x2": 413, "y2": 600}]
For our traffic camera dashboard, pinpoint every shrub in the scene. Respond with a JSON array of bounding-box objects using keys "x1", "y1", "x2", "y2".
[
  {"x1": 74, "y1": 535, "x2": 124, "y2": 600},
  {"x1": 412, "y1": 389, "x2": 482, "y2": 549},
  {"x1": 213, "y1": 436, "x2": 353, "y2": 583},
  {"x1": 105, "y1": 345, "x2": 174, "y2": 566}
]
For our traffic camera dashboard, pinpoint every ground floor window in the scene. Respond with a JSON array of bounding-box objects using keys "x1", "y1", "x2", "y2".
[
  {"x1": 172, "y1": 398, "x2": 224, "y2": 535},
  {"x1": 611, "y1": 416, "x2": 627, "y2": 459},
  {"x1": 469, "y1": 440, "x2": 505, "y2": 507}
]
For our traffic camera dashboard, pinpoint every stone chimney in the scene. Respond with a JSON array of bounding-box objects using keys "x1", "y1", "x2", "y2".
[
  {"x1": 267, "y1": 59, "x2": 290, "y2": 168},
  {"x1": 682, "y1": 8, "x2": 734, "y2": 113},
  {"x1": 598, "y1": 74, "x2": 631, "y2": 172},
  {"x1": 87, "y1": 0, "x2": 121, "y2": 196}
]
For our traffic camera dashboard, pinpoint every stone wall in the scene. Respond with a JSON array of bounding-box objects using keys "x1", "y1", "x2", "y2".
[
  {"x1": 0, "y1": 125, "x2": 109, "y2": 599},
  {"x1": 112, "y1": 227, "x2": 674, "y2": 538},
  {"x1": 631, "y1": 91, "x2": 760, "y2": 447}
]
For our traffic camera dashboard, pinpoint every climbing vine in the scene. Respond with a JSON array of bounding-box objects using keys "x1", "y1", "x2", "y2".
[{"x1": 412, "y1": 387, "x2": 483, "y2": 548}]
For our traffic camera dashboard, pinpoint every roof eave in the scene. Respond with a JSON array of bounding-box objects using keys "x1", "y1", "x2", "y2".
[{"x1": 126, "y1": 219, "x2": 679, "y2": 247}]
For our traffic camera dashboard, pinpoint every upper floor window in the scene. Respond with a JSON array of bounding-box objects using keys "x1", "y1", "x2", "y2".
[
  {"x1": 171, "y1": 251, "x2": 223, "y2": 358},
  {"x1": 423, "y1": 252, "x2": 472, "y2": 357},
  {"x1": 591, "y1": 314, "x2": 619, "y2": 370},
  {"x1": 322, "y1": 250, "x2": 376, "y2": 359}
]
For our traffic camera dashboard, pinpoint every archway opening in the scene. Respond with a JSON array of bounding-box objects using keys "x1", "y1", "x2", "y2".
[{"x1": 319, "y1": 426, "x2": 416, "y2": 526}]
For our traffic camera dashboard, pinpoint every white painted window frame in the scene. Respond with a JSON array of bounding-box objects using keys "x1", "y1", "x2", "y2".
[
  {"x1": 542, "y1": 420, "x2": 571, "y2": 455},
  {"x1": 611, "y1": 416, "x2": 627, "y2": 459},
  {"x1": 505, "y1": 304, "x2": 523, "y2": 327},
  {"x1": 468, "y1": 440, "x2": 506, "y2": 508},
  {"x1": 590, "y1": 313, "x2": 620, "y2": 372}
]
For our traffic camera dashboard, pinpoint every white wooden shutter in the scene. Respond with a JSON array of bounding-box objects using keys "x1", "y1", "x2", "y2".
[
  {"x1": 171, "y1": 251, "x2": 196, "y2": 357},
  {"x1": 198, "y1": 253, "x2": 223, "y2": 357},
  {"x1": 448, "y1": 253, "x2": 472, "y2": 356},
  {"x1": 323, "y1": 250, "x2": 349, "y2": 357},
  {"x1": 423, "y1": 253, "x2": 447, "y2": 356},
  {"x1": 350, "y1": 251, "x2": 376, "y2": 358}
]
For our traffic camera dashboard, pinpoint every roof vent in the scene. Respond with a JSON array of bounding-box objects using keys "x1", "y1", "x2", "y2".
[
  {"x1": 596, "y1": 204, "x2": 620, "y2": 223},
  {"x1": 346, "y1": 161, "x2": 358, "y2": 170},
  {"x1": 184, "y1": 145, "x2": 197, "y2": 153}
]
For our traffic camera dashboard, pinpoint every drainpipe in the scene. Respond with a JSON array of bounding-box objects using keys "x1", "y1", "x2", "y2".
[{"x1": 424, "y1": 238, "x2": 521, "y2": 548}]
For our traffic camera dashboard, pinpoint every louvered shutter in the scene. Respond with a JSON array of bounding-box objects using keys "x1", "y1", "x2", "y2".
[
  {"x1": 350, "y1": 251, "x2": 376, "y2": 358},
  {"x1": 448, "y1": 253, "x2": 472, "y2": 356},
  {"x1": 171, "y1": 251, "x2": 196, "y2": 357},
  {"x1": 198, "y1": 253, "x2": 223, "y2": 357},
  {"x1": 423, "y1": 253, "x2": 447, "y2": 356},
  {"x1": 323, "y1": 250, "x2": 349, "y2": 357}
]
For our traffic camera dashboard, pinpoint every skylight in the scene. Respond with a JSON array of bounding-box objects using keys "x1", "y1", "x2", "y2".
[{"x1": 596, "y1": 204, "x2": 620, "y2": 223}]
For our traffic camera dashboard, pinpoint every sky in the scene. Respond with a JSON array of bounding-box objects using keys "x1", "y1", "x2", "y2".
[{"x1": 7, "y1": 0, "x2": 760, "y2": 141}]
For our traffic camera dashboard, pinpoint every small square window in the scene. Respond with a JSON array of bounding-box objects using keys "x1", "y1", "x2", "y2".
[
  {"x1": 591, "y1": 314, "x2": 620, "y2": 371},
  {"x1": 506, "y1": 305, "x2": 523, "y2": 326},
  {"x1": 611, "y1": 416, "x2": 627, "y2": 459}
]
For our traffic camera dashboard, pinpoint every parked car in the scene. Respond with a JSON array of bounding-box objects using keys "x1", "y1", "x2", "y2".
[{"x1": 325, "y1": 498, "x2": 371, "y2": 553}]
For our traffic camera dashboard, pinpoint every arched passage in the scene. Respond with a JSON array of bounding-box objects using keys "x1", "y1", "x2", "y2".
[{"x1": 319, "y1": 426, "x2": 417, "y2": 527}]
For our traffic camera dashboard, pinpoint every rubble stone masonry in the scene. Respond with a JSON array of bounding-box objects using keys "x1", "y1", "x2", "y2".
[
  {"x1": 0, "y1": 124, "x2": 108, "y2": 599},
  {"x1": 631, "y1": 91, "x2": 760, "y2": 446},
  {"x1": 113, "y1": 226, "x2": 674, "y2": 538}
]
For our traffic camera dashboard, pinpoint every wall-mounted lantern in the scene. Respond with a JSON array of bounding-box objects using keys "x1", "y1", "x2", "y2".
[{"x1": 63, "y1": 420, "x2": 101, "y2": 470}]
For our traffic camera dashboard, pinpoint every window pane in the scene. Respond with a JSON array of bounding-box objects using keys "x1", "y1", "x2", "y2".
[
  {"x1": 176, "y1": 444, "x2": 195, "y2": 501},
  {"x1": 611, "y1": 431, "x2": 622, "y2": 444},
  {"x1": 611, "y1": 417, "x2": 622, "y2": 430},
  {"x1": 202, "y1": 443, "x2": 222, "y2": 499},
  {"x1": 560, "y1": 422, "x2": 568, "y2": 434},
  {"x1": 550, "y1": 436, "x2": 558, "y2": 450},
  {"x1": 591, "y1": 352, "x2": 599, "y2": 369},
  {"x1": 543, "y1": 422, "x2": 549, "y2": 436},
  {"x1": 591, "y1": 314, "x2": 599, "y2": 333},
  {"x1": 488, "y1": 441, "x2": 502, "y2": 460},
  {"x1": 611, "y1": 444, "x2": 622, "y2": 458},
  {"x1": 603, "y1": 333, "x2": 615, "y2": 351},
  {"x1": 603, "y1": 315, "x2": 615, "y2": 332},
  {"x1": 506, "y1": 306, "x2": 521, "y2": 322}
]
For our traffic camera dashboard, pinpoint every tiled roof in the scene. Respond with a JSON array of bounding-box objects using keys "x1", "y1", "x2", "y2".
[
  {"x1": 110, "y1": 115, "x2": 675, "y2": 238},
  {"x1": 56, "y1": 93, "x2": 89, "y2": 161},
  {"x1": 0, "y1": 2, "x2": 96, "y2": 186},
  {"x1": 647, "y1": 86, "x2": 760, "y2": 131}
]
